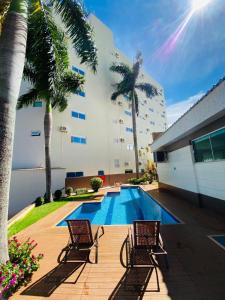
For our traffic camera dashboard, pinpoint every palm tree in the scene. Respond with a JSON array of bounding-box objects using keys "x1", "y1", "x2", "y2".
[
  {"x1": 17, "y1": 2, "x2": 84, "y2": 203},
  {"x1": 110, "y1": 52, "x2": 158, "y2": 178},
  {"x1": 0, "y1": 0, "x2": 97, "y2": 264}
]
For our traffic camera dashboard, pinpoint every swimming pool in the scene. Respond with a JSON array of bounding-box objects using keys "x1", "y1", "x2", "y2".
[
  {"x1": 209, "y1": 235, "x2": 225, "y2": 250},
  {"x1": 57, "y1": 186, "x2": 180, "y2": 226}
]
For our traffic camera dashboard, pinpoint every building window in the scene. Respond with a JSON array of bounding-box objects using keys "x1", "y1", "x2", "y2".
[
  {"x1": 72, "y1": 65, "x2": 85, "y2": 76},
  {"x1": 125, "y1": 169, "x2": 133, "y2": 174},
  {"x1": 33, "y1": 101, "x2": 42, "y2": 108},
  {"x1": 71, "y1": 111, "x2": 86, "y2": 120},
  {"x1": 126, "y1": 127, "x2": 133, "y2": 133},
  {"x1": 67, "y1": 171, "x2": 84, "y2": 177},
  {"x1": 98, "y1": 170, "x2": 104, "y2": 176},
  {"x1": 71, "y1": 136, "x2": 87, "y2": 144},
  {"x1": 114, "y1": 138, "x2": 119, "y2": 144},
  {"x1": 114, "y1": 159, "x2": 120, "y2": 168},
  {"x1": 74, "y1": 90, "x2": 86, "y2": 97},
  {"x1": 124, "y1": 110, "x2": 132, "y2": 116},
  {"x1": 31, "y1": 130, "x2": 41, "y2": 136},
  {"x1": 192, "y1": 127, "x2": 225, "y2": 162},
  {"x1": 127, "y1": 144, "x2": 133, "y2": 151}
]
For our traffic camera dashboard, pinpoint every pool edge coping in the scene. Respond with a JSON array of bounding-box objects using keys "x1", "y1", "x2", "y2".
[
  {"x1": 208, "y1": 234, "x2": 225, "y2": 251},
  {"x1": 139, "y1": 186, "x2": 184, "y2": 225}
]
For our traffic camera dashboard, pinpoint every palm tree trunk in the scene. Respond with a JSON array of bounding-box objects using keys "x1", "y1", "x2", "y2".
[
  {"x1": 44, "y1": 101, "x2": 53, "y2": 202},
  {"x1": 131, "y1": 90, "x2": 139, "y2": 178},
  {"x1": 0, "y1": 0, "x2": 28, "y2": 264}
]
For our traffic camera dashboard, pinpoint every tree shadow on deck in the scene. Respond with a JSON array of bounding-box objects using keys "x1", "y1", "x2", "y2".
[{"x1": 21, "y1": 252, "x2": 88, "y2": 297}]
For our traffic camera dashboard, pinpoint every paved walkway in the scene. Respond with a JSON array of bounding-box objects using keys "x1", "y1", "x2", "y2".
[{"x1": 13, "y1": 184, "x2": 225, "y2": 300}]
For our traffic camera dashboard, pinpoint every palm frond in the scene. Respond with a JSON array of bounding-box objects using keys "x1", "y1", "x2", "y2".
[
  {"x1": 50, "y1": 0, "x2": 97, "y2": 71},
  {"x1": 0, "y1": 0, "x2": 10, "y2": 33},
  {"x1": 17, "y1": 88, "x2": 38, "y2": 109},
  {"x1": 111, "y1": 78, "x2": 132, "y2": 100},
  {"x1": 111, "y1": 91, "x2": 122, "y2": 101},
  {"x1": 110, "y1": 63, "x2": 131, "y2": 77},
  {"x1": 23, "y1": 62, "x2": 37, "y2": 85},
  {"x1": 59, "y1": 71, "x2": 84, "y2": 94},
  {"x1": 26, "y1": 0, "x2": 64, "y2": 94},
  {"x1": 135, "y1": 83, "x2": 158, "y2": 98},
  {"x1": 51, "y1": 94, "x2": 68, "y2": 112}
]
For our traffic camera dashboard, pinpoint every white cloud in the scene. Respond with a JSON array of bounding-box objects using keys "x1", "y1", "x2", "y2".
[{"x1": 166, "y1": 92, "x2": 205, "y2": 127}]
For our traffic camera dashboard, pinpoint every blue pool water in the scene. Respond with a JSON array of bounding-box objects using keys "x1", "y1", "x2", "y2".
[
  {"x1": 211, "y1": 236, "x2": 225, "y2": 248},
  {"x1": 57, "y1": 187, "x2": 179, "y2": 226}
]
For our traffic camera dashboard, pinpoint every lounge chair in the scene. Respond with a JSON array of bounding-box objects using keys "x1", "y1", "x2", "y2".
[
  {"x1": 120, "y1": 220, "x2": 168, "y2": 291},
  {"x1": 57, "y1": 219, "x2": 104, "y2": 264},
  {"x1": 131, "y1": 220, "x2": 168, "y2": 268}
]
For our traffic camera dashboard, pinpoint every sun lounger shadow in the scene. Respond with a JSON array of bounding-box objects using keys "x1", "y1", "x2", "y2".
[
  {"x1": 108, "y1": 267, "x2": 154, "y2": 300},
  {"x1": 21, "y1": 259, "x2": 86, "y2": 297}
]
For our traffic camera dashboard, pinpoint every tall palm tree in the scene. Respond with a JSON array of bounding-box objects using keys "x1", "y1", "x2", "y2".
[
  {"x1": 17, "y1": 1, "x2": 84, "y2": 203},
  {"x1": 0, "y1": 0, "x2": 97, "y2": 264},
  {"x1": 110, "y1": 53, "x2": 158, "y2": 178}
]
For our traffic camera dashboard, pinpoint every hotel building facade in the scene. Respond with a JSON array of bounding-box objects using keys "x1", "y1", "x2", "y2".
[{"x1": 10, "y1": 15, "x2": 166, "y2": 217}]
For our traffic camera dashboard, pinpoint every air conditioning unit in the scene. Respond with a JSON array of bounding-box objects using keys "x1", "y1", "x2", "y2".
[
  {"x1": 118, "y1": 101, "x2": 123, "y2": 106},
  {"x1": 120, "y1": 137, "x2": 125, "y2": 143},
  {"x1": 124, "y1": 162, "x2": 130, "y2": 166},
  {"x1": 119, "y1": 118, "x2": 124, "y2": 124},
  {"x1": 59, "y1": 126, "x2": 68, "y2": 133}
]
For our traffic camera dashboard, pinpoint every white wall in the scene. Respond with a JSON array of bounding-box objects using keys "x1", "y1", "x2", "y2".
[
  {"x1": 9, "y1": 168, "x2": 65, "y2": 218},
  {"x1": 157, "y1": 146, "x2": 198, "y2": 193},
  {"x1": 195, "y1": 161, "x2": 225, "y2": 201},
  {"x1": 157, "y1": 145, "x2": 225, "y2": 201}
]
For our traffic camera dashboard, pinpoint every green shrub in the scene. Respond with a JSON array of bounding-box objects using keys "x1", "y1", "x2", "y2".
[
  {"x1": 75, "y1": 188, "x2": 88, "y2": 195},
  {"x1": 142, "y1": 173, "x2": 153, "y2": 183},
  {"x1": 90, "y1": 177, "x2": 103, "y2": 192},
  {"x1": 54, "y1": 189, "x2": 62, "y2": 200},
  {"x1": 128, "y1": 173, "x2": 153, "y2": 185},
  {"x1": 66, "y1": 187, "x2": 73, "y2": 196},
  {"x1": 0, "y1": 237, "x2": 43, "y2": 298},
  {"x1": 35, "y1": 196, "x2": 44, "y2": 207}
]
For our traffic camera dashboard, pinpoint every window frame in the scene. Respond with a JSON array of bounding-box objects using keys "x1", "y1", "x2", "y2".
[
  {"x1": 71, "y1": 111, "x2": 86, "y2": 120},
  {"x1": 71, "y1": 136, "x2": 87, "y2": 144},
  {"x1": 192, "y1": 126, "x2": 225, "y2": 163}
]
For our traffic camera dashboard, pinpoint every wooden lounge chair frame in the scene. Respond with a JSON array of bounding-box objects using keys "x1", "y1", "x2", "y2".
[
  {"x1": 120, "y1": 220, "x2": 169, "y2": 292},
  {"x1": 57, "y1": 219, "x2": 104, "y2": 264}
]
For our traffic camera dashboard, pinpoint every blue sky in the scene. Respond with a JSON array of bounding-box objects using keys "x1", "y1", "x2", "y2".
[{"x1": 84, "y1": 0, "x2": 225, "y2": 125}]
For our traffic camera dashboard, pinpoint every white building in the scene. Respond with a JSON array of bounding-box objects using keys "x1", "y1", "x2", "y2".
[
  {"x1": 9, "y1": 15, "x2": 166, "y2": 217},
  {"x1": 151, "y1": 78, "x2": 225, "y2": 216}
]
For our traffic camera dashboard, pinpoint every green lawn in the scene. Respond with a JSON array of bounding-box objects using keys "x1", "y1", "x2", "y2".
[{"x1": 8, "y1": 193, "x2": 95, "y2": 237}]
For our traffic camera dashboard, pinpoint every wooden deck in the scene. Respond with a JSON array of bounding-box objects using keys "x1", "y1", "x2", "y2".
[{"x1": 13, "y1": 184, "x2": 225, "y2": 300}]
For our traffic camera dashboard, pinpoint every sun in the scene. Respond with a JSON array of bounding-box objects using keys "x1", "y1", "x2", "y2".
[{"x1": 191, "y1": 0, "x2": 212, "y2": 12}]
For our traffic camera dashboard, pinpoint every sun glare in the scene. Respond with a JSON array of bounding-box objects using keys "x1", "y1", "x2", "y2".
[{"x1": 191, "y1": 0, "x2": 212, "y2": 13}]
